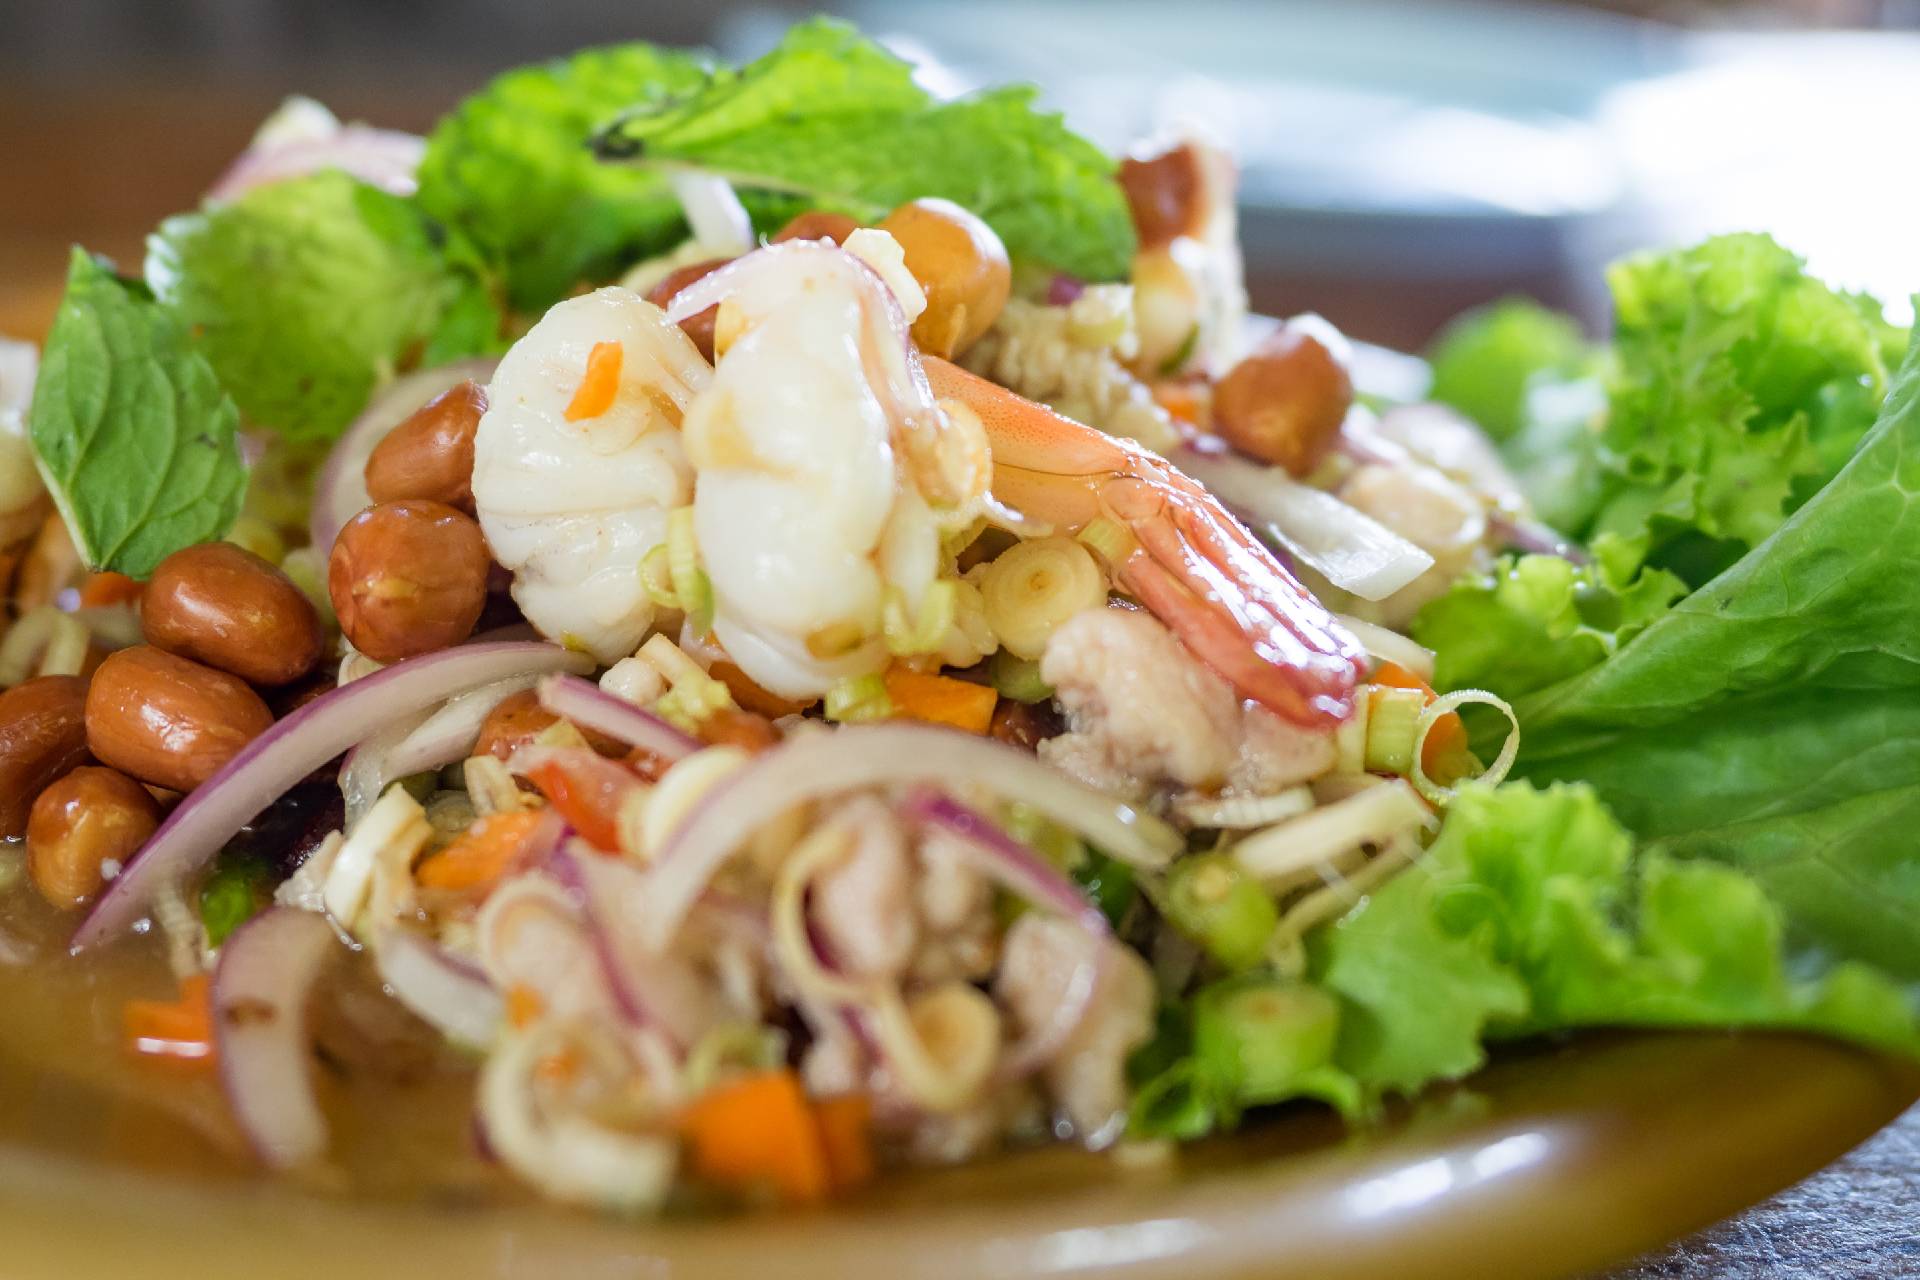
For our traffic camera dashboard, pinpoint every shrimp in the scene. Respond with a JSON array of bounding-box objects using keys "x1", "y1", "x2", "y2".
[
  {"x1": 663, "y1": 241, "x2": 988, "y2": 699},
  {"x1": 924, "y1": 355, "x2": 1364, "y2": 728},
  {"x1": 471, "y1": 288, "x2": 709, "y2": 664}
]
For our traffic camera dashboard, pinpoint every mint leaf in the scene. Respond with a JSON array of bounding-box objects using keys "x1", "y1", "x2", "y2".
[
  {"x1": 147, "y1": 171, "x2": 458, "y2": 441},
  {"x1": 598, "y1": 18, "x2": 1136, "y2": 281},
  {"x1": 417, "y1": 42, "x2": 716, "y2": 311},
  {"x1": 28, "y1": 250, "x2": 246, "y2": 578}
]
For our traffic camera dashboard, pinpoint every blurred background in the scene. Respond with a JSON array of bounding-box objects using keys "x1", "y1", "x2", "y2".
[{"x1": 2, "y1": 0, "x2": 1917, "y2": 349}]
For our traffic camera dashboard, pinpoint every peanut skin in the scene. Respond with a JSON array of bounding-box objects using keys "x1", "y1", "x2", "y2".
[
  {"x1": 27, "y1": 766, "x2": 161, "y2": 909},
  {"x1": 364, "y1": 380, "x2": 489, "y2": 513},
  {"x1": 85, "y1": 646, "x2": 273, "y2": 793},
  {"x1": 143, "y1": 542, "x2": 324, "y2": 686},
  {"x1": 645, "y1": 258, "x2": 734, "y2": 363},
  {"x1": 328, "y1": 500, "x2": 491, "y2": 663},
  {"x1": 0, "y1": 675, "x2": 92, "y2": 838}
]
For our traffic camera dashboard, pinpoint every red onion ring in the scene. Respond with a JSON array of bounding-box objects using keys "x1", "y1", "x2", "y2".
[
  {"x1": 900, "y1": 791, "x2": 1111, "y2": 1080},
  {"x1": 75, "y1": 642, "x2": 592, "y2": 951},
  {"x1": 373, "y1": 928, "x2": 503, "y2": 1049},
  {"x1": 549, "y1": 845, "x2": 713, "y2": 1051},
  {"x1": 212, "y1": 907, "x2": 341, "y2": 1169},
  {"x1": 209, "y1": 125, "x2": 424, "y2": 202},
  {"x1": 637, "y1": 723, "x2": 1182, "y2": 952},
  {"x1": 535, "y1": 674, "x2": 699, "y2": 762}
]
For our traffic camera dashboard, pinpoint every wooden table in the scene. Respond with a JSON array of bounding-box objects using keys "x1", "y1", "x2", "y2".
[{"x1": 2, "y1": 79, "x2": 1913, "y2": 1280}]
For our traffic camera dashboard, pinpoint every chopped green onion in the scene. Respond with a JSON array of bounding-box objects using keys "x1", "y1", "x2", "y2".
[
  {"x1": 1003, "y1": 803, "x2": 1087, "y2": 871},
  {"x1": 1191, "y1": 977, "x2": 1340, "y2": 1105},
  {"x1": 639, "y1": 543, "x2": 677, "y2": 608},
  {"x1": 1157, "y1": 323, "x2": 1201, "y2": 377},
  {"x1": 682, "y1": 1022, "x2": 788, "y2": 1094},
  {"x1": 1333, "y1": 687, "x2": 1372, "y2": 774},
  {"x1": 884, "y1": 580, "x2": 958, "y2": 656},
  {"x1": 824, "y1": 672, "x2": 892, "y2": 723},
  {"x1": 666, "y1": 506, "x2": 713, "y2": 636},
  {"x1": 1165, "y1": 853, "x2": 1278, "y2": 971},
  {"x1": 989, "y1": 649, "x2": 1054, "y2": 704},
  {"x1": 1076, "y1": 516, "x2": 1137, "y2": 569},
  {"x1": 1364, "y1": 687, "x2": 1426, "y2": 775},
  {"x1": 199, "y1": 854, "x2": 270, "y2": 947},
  {"x1": 1074, "y1": 849, "x2": 1137, "y2": 928}
]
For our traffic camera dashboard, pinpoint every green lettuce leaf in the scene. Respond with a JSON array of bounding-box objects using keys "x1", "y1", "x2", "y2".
[
  {"x1": 596, "y1": 18, "x2": 1135, "y2": 281},
  {"x1": 1511, "y1": 325, "x2": 1920, "y2": 981},
  {"x1": 28, "y1": 250, "x2": 246, "y2": 578},
  {"x1": 416, "y1": 42, "x2": 716, "y2": 311},
  {"x1": 1413, "y1": 552, "x2": 1684, "y2": 709},
  {"x1": 1311, "y1": 782, "x2": 1917, "y2": 1098},
  {"x1": 1425, "y1": 297, "x2": 1593, "y2": 442},
  {"x1": 1590, "y1": 233, "x2": 1897, "y2": 583},
  {"x1": 147, "y1": 171, "x2": 459, "y2": 441}
]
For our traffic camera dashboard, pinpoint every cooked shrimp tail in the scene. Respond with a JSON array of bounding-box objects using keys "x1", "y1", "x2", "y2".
[{"x1": 923, "y1": 356, "x2": 1364, "y2": 726}]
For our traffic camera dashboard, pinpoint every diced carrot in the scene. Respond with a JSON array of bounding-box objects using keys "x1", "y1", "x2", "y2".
[
  {"x1": 1371, "y1": 660, "x2": 1469, "y2": 779},
  {"x1": 535, "y1": 1044, "x2": 581, "y2": 1086},
  {"x1": 78, "y1": 571, "x2": 144, "y2": 608},
  {"x1": 883, "y1": 666, "x2": 998, "y2": 735},
  {"x1": 696, "y1": 706, "x2": 782, "y2": 753},
  {"x1": 414, "y1": 811, "x2": 545, "y2": 891},
  {"x1": 123, "y1": 973, "x2": 215, "y2": 1065},
  {"x1": 1151, "y1": 379, "x2": 1207, "y2": 427},
  {"x1": 563, "y1": 340, "x2": 624, "y2": 421},
  {"x1": 813, "y1": 1093, "x2": 875, "y2": 1194},
  {"x1": 523, "y1": 752, "x2": 635, "y2": 852},
  {"x1": 678, "y1": 1069, "x2": 833, "y2": 1205},
  {"x1": 710, "y1": 660, "x2": 812, "y2": 719},
  {"x1": 505, "y1": 984, "x2": 545, "y2": 1030}
]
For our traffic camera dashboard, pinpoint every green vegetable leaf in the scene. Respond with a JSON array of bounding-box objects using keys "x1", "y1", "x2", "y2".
[
  {"x1": 416, "y1": 42, "x2": 717, "y2": 311},
  {"x1": 1510, "y1": 325, "x2": 1920, "y2": 981},
  {"x1": 1413, "y1": 552, "x2": 1685, "y2": 709},
  {"x1": 1425, "y1": 298, "x2": 1593, "y2": 441},
  {"x1": 1311, "y1": 783, "x2": 1917, "y2": 1099},
  {"x1": 28, "y1": 249, "x2": 246, "y2": 578},
  {"x1": 597, "y1": 18, "x2": 1136, "y2": 281},
  {"x1": 147, "y1": 171, "x2": 459, "y2": 441},
  {"x1": 1590, "y1": 233, "x2": 1897, "y2": 583}
]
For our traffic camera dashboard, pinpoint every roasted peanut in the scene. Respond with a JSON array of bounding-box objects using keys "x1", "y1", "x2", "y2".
[
  {"x1": 1211, "y1": 319, "x2": 1354, "y2": 477},
  {"x1": 877, "y1": 198, "x2": 1011, "y2": 360},
  {"x1": 328, "y1": 500, "x2": 491, "y2": 662},
  {"x1": 644, "y1": 258, "x2": 734, "y2": 362},
  {"x1": 364, "y1": 380, "x2": 489, "y2": 513},
  {"x1": 85, "y1": 646, "x2": 272, "y2": 792},
  {"x1": 1118, "y1": 143, "x2": 1206, "y2": 249},
  {"x1": 27, "y1": 766, "x2": 161, "y2": 909},
  {"x1": 0, "y1": 674, "x2": 91, "y2": 838},
  {"x1": 771, "y1": 210, "x2": 860, "y2": 245},
  {"x1": 143, "y1": 542, "x2": 324, "y2": 686}
]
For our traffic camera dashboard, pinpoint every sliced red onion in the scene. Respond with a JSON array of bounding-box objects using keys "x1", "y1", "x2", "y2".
[
  {"x1": 338, "y1": 710, "x2": 431, "y2": 830},
  {"x1": 639, "y1": 723, "x2": 1182, "y2": 951},
  {"x1": 1493, "y1": 512, "x2": 1590, "y2": 564},
  {"x1": 210, "y1": 121, "x2": 424, "y2": 202},
  {"x1": 1176, "y1": 445, "x2": 1433, "y2": 601},
  {"x1": 374, "y1": 928, "x2": 502, "y2": 1049},
  {"x1": 1046, "y1": 273, "x2": 1087, "y2": 306},
  {"x1": 213, "y1": 907, "x2": 341, "y2": 1169},
  {"x1": 75, "y1": 642, "x2": 592, "y2": 951},
  {"x1": 535, "y1": 674, "x2": 699, "y2": 761},
  {"x1": 385, "y1": 675, "x2": 543, "y2": 780},
  {"x1": 902, "y1": 791, "x2": 1109, "y2": 939},
  {"x1": 901, "y1": 791, "x2": 1111, "y2": 1080},
  {"x1": 309, "y1": 359, "x2": 498, "y2": 554},
  {"x1": 549, "y1": 845, "x2": 714, "y2": 1050}
]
